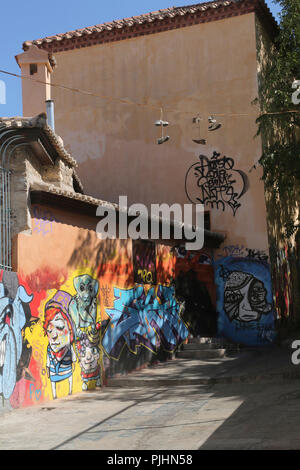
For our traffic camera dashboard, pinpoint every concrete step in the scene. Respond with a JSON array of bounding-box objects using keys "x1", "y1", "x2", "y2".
[
  {"x1": 183, "y1": 343, "x2": 223, "y2": 350},
  {"x1": 176, "y1": 348, "x2": 226, "y2": 359},
  {"x1": 106, "y1": 368, "x2": 300, "y2": 388},
  {"x1": 188, "y1": 337, "x2": 214, "y2": 344}
]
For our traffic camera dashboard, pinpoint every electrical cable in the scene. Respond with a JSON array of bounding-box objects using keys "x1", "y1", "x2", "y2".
[{"x1": 1, "y1": 68, "x2": 300, "y2": 120}]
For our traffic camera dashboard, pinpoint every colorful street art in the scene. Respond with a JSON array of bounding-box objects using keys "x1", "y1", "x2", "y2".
[
  {"x1": 0, "y1": 255, "x2": 189, "y2": 409},
  {"x1": 0, "y1": 273, "x2": 33, "y2": 402},
  {"x1": 214, "y1": 257, "x2": 276, "y2": 345},
  {"x1": 133, "y1": 240, "x2": 157, "y2": 285},
  {"x1": 44, "y1": 291, "x2": 77, "y2": 399},
  {"x1": 102, "y1": 284, "x2": 189, "y2": 359},
  {"x1": 69, "y1": 275, "x2": 99, "y2": 337}
]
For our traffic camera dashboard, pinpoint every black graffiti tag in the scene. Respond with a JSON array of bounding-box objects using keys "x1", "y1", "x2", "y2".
[{"x1": 185, "y1": 151, "x2": 249, "y2": 216}]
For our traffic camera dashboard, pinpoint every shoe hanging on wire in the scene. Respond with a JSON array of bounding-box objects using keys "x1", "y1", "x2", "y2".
[
  {"x1": 208, "y1": 115, "x2": 222, "y2": 131},
  {"x1": 155, "y1": 108, "x2": 170, "y2": 144},
  {"x1": 192, "y1": 114, "x2": 206, "y2": 144}
]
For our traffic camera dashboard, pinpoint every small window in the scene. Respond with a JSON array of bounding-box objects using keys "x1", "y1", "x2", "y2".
[
  {"x1": 132, "y1": 240, "x2": 156, "y2": 285},
  {"x1": 30, "y1": 64, "x2": 38, "y2": 75}
]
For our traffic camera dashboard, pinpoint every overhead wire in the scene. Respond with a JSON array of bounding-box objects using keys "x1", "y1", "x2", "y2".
[{"x1": 1, "y1": 68, "x2": 300, "y2": 120}]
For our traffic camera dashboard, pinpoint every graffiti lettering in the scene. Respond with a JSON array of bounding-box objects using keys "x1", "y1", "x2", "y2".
[
  {"x1": 102, "y1": 284, "x2": 189, "y2": 359},
  {"x1": 32, "y1": 206, "x2": 60, "y2": 236},
  {"x1": 137, "y1": 269, "x2": 153, "y2": 284},
  {"x1": 218, "y1": 245, "x2": 268, "y2": 261},
  {"x1": 29, "y1": 383, "x2": 41, "y2": 401},
  {"x1": 185, "y1": 151, "x2": 249, "y2": 216},
  {"x1": 246, "y1": 249, "x2": 268, "y2": 262},
  {"x1": 133, "y1": 240, "x2": 156, "y2": 284}
]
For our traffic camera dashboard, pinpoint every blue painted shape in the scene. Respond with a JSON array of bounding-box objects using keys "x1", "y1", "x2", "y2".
[
  {"x1": 102, "y1": 284, "x2": 189, "y2": 359},
  {"x1": 214, "y1": 257, "x2": 276, "y2": 346}
]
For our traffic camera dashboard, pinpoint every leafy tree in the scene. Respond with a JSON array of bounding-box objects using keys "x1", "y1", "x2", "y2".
[{"x1": 256, "y1": 0, "x2": 300, "y2": 237}]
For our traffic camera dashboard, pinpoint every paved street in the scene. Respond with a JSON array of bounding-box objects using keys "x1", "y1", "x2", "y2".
[
  {"x1": 0, "y1": 345, "x2": 300, "y2": 451},
  {"x1": 1, "y1": 378, "x2": 300, "y2": 450}
]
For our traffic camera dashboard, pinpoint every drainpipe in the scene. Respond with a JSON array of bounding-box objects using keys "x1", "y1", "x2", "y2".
[{"x1": 46, "y1": 100, "x2": 55, "y2": 131}]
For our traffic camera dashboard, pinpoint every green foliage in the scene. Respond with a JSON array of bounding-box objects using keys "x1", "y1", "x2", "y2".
[{"x1": 256, "y1": 0, "x2": 300, "y2": 237}]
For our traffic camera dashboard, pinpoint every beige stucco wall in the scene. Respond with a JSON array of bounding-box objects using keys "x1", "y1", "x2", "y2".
[{"x1": 23, "y1": 12, "x2": 270, "y2": 255}]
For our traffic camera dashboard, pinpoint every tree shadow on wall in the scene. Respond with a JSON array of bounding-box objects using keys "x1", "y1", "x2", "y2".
[{"x1": 67, "y1": 231, "x2": 133, "y2": 288}]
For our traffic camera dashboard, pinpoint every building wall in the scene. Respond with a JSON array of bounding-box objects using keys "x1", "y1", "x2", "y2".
[
  {"x1": 14, "y1": 11, "x2": 278, "y2": 362},
  {"x1": 2, "y1": 203, "x2": 191, "y2": 409},
  {"x1": 0, "y1": 186, "x2": 277, "y2": 409},
  {"x1": 46, "y1": 12, "x2": 269, "y2": 254}
]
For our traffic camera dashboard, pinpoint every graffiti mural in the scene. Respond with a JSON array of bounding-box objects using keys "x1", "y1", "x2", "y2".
[
  {"x1": 32, "y1": 206, "x2": 60, "y2": 237},
  {"x1": 133, "y1": 240, "x2": 157, "y2": 285},
  {"x1": 172, "y1": 245, "x2": 213, "y2": 265},
  {"x1": 0, "y1": 272, "x2": 34, "y2": 405},
  {"x1": 218, "y1": 245, "x2": 268, "y2": 261},
  {"x1": 102, "y1": 284, "x2": 188, "y2": 359},
  {"x1": 76, "y1": 325, "x2": 101, "y2": 391},
  {"x1": 185, "y1": 151, "x2": 249, "y2": 215},
  {"x1": 43, "y1": 291, "x2": 77, "y2": 399},
  {"x1": 69, "y1": 274, "x2": 99, "y2": 338},
  {"x1": 0, "y1": 240, "x2": 190, "y2": 408},
  {"x1": 214, "y1": 258, "x2": 276, "y2": 345}
]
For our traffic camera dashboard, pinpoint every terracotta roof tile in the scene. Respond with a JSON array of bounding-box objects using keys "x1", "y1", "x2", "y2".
[{"x1": 23, "y1": 0, "x2": 277, "y2": 53}]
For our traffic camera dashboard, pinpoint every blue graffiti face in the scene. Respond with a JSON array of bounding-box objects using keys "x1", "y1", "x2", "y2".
[
  {"x1": 224, "y1": 271, "x2": 272, "y2": 322},
  {"x1": 0, "y1": 283, "x2": 33, "y2": 400},
  {"x1": 102, "y1": 285, "x2": 189, "y2": 359},
  {"x1": 214, "y1": 258, "x2": 276, "y2": 346}
]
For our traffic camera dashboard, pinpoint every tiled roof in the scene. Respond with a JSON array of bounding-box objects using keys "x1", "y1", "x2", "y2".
[
  {"x1": 30, "y1": 182, "x2": 118, "y2": 209},
  {"x1": 23, "y1": 0, "x2": 277, "y2": 53},
  {"x1": 30, "y1": 183, "x2": 226, "y2": 246}
]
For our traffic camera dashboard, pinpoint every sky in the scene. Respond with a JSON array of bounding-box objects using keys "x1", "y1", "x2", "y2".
[{"x1": 0, "y1": 0, "x2": 281, "y2": 117}]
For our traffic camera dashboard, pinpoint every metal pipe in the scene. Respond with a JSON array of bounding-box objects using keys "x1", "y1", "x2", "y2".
[{"x1": 46, "y1": 100, "x2": 55, "y2": 131}]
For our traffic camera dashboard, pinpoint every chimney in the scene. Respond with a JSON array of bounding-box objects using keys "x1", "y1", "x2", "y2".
[
  {"x1": 46, "y1": 99, "x2": 55, "y2": 131},
  {"x1": 15, "y1": 45, "x2": 55, "y2": 117}
]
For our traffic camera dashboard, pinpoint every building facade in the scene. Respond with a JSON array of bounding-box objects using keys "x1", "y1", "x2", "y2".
[{"x1": 0, "y1": 0, "x2": 288, "y2": 410}]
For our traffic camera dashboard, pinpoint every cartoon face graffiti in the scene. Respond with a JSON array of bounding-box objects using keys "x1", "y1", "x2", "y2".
[
  {"x1": 77, "y1": 326, "x2": 101, "y2": 390},
  {"x1": 224, "y1": 271, "x2": 272, "y2": 322},
  {"x1": 69, "y1": 275, "x2": 99, "y2": 335},
  {"x1": 0, "y1": 282, "x2": 33, "y2": 400},
  {"x1": 46, "y1": 311, "x2": 72, "y2": 353},
  {"x1": 74, "y1": 275, "x2": 98, "y2": 309},
  {"x1": 80, "y1": 343, "x2": 100, "y2": 373},
  {"x1": 44, "y1": 291, "x2": 76, "y2": 399}
]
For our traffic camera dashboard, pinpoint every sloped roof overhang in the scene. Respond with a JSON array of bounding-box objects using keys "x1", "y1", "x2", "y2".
[
  {"x1": 30, "y1": 187, "x2": 226, "y2": 249},
  {"x1": 23, "y1": 0, "x2": 278, "y2": 54}
]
